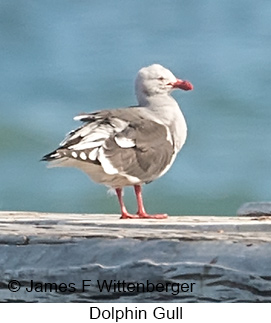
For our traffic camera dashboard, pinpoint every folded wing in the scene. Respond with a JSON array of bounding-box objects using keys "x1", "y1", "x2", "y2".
[{"x1": 43, "y1": 109, "x2": 175, "y2": 184}]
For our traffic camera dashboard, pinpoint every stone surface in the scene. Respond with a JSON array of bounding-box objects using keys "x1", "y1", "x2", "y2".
[
  {"x1": 237, "y1": 202, "x2": 271, "y2": 217},
  {"x1": 0, "y1": 211, "x2": 271, "y2": 302}
]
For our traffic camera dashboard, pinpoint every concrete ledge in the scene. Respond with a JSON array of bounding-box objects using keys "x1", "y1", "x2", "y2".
[{"x1": 0, "y1": 211, "x2": 271, "y2": 302}]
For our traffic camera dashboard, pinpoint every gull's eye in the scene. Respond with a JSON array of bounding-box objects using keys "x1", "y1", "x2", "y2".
[{"x1": 158, "y1": 76, "x2": 165, "y2": 81}]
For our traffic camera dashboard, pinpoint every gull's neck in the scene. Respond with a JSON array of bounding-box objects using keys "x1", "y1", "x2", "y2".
[
  {"x1": 138, "y1": 92, "x2": 187, "y2": 152},
  {"x1": 138, "y1": 92, "x2": 176, "y2": 108}
]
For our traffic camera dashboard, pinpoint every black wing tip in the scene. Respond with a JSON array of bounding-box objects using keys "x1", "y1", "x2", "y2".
[
  {"x1": 40, "y1": 150, "x2": 58, "y2": 162},
  {"x1": 40, "y1": 153, "x2": 51, "y2": 162}
]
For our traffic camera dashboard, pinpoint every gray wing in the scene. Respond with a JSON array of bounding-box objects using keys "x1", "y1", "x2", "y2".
[
  {"x1": 45, "y1": 108, "x2": 175, "y2": 183},
  {"x1": 101, "y1": 116, "x2": 174, "y2": 183}
]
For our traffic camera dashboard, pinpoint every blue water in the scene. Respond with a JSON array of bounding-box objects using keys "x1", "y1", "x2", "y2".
[{"x1": 1, "y1": 0, "x2": 271, "y2": 216}]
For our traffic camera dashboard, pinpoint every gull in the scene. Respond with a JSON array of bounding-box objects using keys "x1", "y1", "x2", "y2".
[{"x1": 42, "y1": 64, "x2": 193, "y2": 219}]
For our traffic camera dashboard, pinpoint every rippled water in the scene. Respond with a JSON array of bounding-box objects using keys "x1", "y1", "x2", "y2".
[{"x1": 1, "y1": 0, "x2": 271, "y2": 216}]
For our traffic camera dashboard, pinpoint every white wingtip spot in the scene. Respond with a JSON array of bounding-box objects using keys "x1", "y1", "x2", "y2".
[
  {"x1": 71, "y1": 151, "x2": 78, "y2": 158},
  {"x1": 73, "y1": 115, "x2": 88, "y2": 121},
  {"x1": 49, "y1": 153, "x2": 60, "y2": 158},
  {"x1": 114, "y1": 136, "x2": 135, "y2": 148},
  {"x1": 98, "y1": 148, "x2": 119, "y2": 175},
  {"x1": 80, "y1": 152, "x2": 87, "y2": 160},
  {"x1": 88, "y1": 148, "x2": 99, "y2": 161}
]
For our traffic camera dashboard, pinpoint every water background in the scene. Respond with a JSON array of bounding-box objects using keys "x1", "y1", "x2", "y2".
[{"x1": 1, "y1": 0, "x2": 271, "y2": 216}]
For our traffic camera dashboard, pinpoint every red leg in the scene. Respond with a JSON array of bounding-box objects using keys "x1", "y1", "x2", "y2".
[
  {"x1": 134, "y1": 185, "x2": 168, "y2": 219},
  {"x1": 115, "y1": 188, "x2": 140, "y2": 219}
]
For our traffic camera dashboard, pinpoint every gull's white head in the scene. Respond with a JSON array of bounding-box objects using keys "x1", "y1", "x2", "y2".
[{"x1": 135, "y1": 64, "x2": 193, "y2": 104}]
